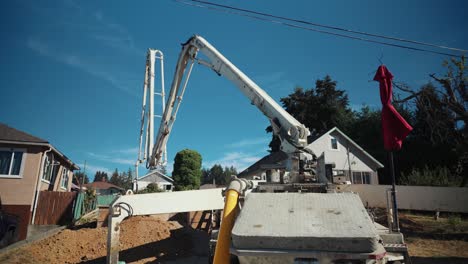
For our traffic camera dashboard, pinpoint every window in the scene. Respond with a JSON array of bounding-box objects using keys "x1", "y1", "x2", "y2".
[
  {"x1": 60, "y1": 167, "x2": 69, "y2": 189},
  {"x1": 330, "y1": 136, "x2": 338, "y2": 150},
  {"x1": 352, "y1": 172, "x2": 362, "y2": 184},
  {"x1": 362, "y1": 172, "x2": 371, "y2": 184},
  {"x1": 352, "y1": 171, "x2": 372, "y2": 184},
  {"x1": 42, "y1": 154, "x2": 59, "y2": 183},
  {"x1": 0, "y1": 149, "x2": 24, "y2": 177}
]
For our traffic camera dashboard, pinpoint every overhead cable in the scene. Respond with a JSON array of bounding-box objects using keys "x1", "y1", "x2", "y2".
[{"x1": 175, "y1": 0, "x2": 465, "y2": 58}]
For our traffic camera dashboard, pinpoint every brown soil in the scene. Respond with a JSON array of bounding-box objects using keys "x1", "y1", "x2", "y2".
[
  {"x1": 399, "y1": 212, "x2": 468, "y2": 263},
  {"x1": 1, "y1": 211, "x2": 467, "y2": 263},
  {"x1": 0, "y1": 215, "x2": 209, "y2": 264}
]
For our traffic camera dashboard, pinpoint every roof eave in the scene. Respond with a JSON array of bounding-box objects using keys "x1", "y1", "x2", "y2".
[
  {"x1": 0, "y1": 140, "x2": 80, "y2": 170},
  {"x1": 310, "y1": 127, "x2": 384, "y2": 168}
]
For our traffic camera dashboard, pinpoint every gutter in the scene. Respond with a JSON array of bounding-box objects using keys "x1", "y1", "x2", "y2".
[
  {"x1": 0, "y1": 140, "x2": 80, "y2": 170},
  {"x1": 31, "y1": 147, "x2": 52, "y2": 224}
]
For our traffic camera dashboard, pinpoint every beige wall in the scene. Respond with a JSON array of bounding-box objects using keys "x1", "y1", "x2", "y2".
[
  {"x1": 0, "y1": 144, "x2": 43, "y2": 205},
  {"x1": 40, "y1": 159, "x2": 73, "y2": 192},
  {"x1": 337, "y1": 184, "x2": 468, "y2": 213},
  {"x1": 0, "y1": 144, "x2": 75, "y2": 206}
]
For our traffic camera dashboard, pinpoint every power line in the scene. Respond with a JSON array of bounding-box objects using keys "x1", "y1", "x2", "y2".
[
  {"x1": 186, "y1": 0, "x2": 467, "y2": 53},
  {"x1": 175, "y1": 0, "x2": 465, "y2": 58}
]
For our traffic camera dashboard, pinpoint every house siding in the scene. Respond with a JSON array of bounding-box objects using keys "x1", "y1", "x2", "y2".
[
  {"x1": 308, "y1": 130, "x2": 380, "y2": 184},
  {"x1": 0, "y1": 144, "x2": 43, "y2": 206}
]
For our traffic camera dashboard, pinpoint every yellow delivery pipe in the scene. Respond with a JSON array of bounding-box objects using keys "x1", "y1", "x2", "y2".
[{"x1": 213, "y1": 189, "x2": 240, "y2": 264}]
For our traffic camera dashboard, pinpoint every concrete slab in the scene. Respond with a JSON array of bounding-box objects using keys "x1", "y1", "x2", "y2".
[{"x1": 232, "y1": 192, "x2": 380, "y2": 253}]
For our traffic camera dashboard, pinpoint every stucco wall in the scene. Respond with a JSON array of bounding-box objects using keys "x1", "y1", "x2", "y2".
[
  {"x1": 0, "y1": 144, "x2": 43, "y2": 205},
  {"x1": 39, "y1": 158, "x2": 73, "y2": 192},
  {"x1": 338, "y1": 184, "x2": 468, "y2": 213}
]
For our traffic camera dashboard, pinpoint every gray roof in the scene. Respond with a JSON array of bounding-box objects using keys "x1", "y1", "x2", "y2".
[
  {"x1": 238, "y1": 151, "x2": 288, "y2": 177},
  {"x1": 137, "y1": 170, "x2": 174, "y2": 183},
  {"x1": 238, "y1": 127, "x2": 384, "y2": 177},
  {"x1": 0, "y1": 123, "x2": 48, "y2": 143}
]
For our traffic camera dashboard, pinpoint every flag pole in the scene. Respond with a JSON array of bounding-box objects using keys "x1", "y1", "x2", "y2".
[{"x1": 388, "y1": 151, "x2": 400, "y2": 232}]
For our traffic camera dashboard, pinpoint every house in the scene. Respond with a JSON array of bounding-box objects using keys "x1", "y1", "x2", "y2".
[
  {"x1": 83, "y1": 179, "x2": 125, "y2": 195},
  {"x1": 133, "y1": 170, "x2": 174, "y2": 192},
  {"x1": 239, "y1": 127, "x2": 384, "y2": 185},
  {"x1": 0, "y1": 123, "x2": 79, "y2": 241}
]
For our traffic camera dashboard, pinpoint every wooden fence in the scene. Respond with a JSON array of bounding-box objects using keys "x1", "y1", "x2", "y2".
[{"x1": 34, "y1": 191, "x2": 77, "y2": 225}]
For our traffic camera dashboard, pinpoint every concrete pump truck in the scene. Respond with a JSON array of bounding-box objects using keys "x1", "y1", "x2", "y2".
[{"x1": 107, "y1": 35, "x2": 409, "y2": 264}]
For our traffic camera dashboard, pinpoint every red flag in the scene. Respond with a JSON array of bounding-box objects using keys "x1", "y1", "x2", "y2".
[{"x1": 374, "y1": 65, "x2": 413, "y2": 151}]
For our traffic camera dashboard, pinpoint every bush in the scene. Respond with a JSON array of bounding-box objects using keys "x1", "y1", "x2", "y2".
[
  {"x1": 399, "y1": 165, "x2": 461, "y2": 186},
  {"x1": 137, "y1": 183, "x2": 164, "y2": 194},
  {"x1": 448, "y1": 214, "x2": 462, "y2": 231}
]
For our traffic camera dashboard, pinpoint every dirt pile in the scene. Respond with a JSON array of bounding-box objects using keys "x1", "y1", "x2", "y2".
[{"x1": 0, "y1": 215, "x2": 207, "y2": 264}]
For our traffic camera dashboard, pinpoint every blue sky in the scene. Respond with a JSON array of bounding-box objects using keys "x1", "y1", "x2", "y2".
[{"x1": 1, "y1": 0, "x2": 467, "y2": 179}]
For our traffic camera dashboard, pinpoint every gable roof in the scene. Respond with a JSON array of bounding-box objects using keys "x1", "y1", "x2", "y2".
[
  {"x1": 84, "y1": 181, "x2": 124, "y2": 191},
  {"x1": 137, "y1": 170, "x2": 174, "y2": 183},
  {"x1": 239, "y1": 127, "x2": 384, "y2": 177},
  {"x1": 0, "y1": 123, "x2": 80, "y2": 170},
  {"x1": 0, "y1": 123, "x2": 48, "y2": 143},
  {"x1": 311, "y1": 127, "x2": 384, "y2": 168},
  {"x1": 238, "y1": 151, "x2": 288, "y2": 177}
]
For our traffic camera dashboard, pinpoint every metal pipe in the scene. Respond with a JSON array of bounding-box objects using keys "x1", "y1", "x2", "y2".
[
  {"x1": 31, "y1": 147, "x2": 52, "y2": 224},
  {"x1": 148, "y1": 50, "x2": 156, "y2": 159},
  {"x1": 388, "y1": 151, "x2": 400, "y2": 232}
]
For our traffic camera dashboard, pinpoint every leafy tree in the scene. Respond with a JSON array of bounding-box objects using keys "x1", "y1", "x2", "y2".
[
  {"x1": 267, "y1": 75, "x2": 354, "y2": 151},
  {"x1": 93, "y1": 171, "x2": 108, "y2": 182},
  {"x1": 172, "y1": 149, "x2": 202, "y2": 191},
  {"x1": 395, "y1": 57, "x2": 467, "y2": 186},
  {"x1": 73, "y1": 171, "x2": 89, "y2": 185}
]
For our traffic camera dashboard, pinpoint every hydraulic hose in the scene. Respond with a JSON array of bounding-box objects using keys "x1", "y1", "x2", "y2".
[{"x1": 213, "y1": 177, "x2": 251, "y2": 264}]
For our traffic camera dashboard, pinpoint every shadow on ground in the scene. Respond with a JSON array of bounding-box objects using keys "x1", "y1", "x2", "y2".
[{"x1": 80, "y1": 226, "x2": 209, "y2": 264}]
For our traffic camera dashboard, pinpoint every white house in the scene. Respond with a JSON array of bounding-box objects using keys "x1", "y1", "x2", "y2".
[
  {"x1": 239, "y1": 127, "x2": 384, "y2": 185},
  {"x1": 133, "y1": 170, "x2": 174, "y2": 192},
  {"x1": 309, "y1": 127, "x2": 384, "y2": 184}
]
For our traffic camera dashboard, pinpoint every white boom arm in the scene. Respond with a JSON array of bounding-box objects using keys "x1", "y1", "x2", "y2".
[{"x1": 149, "y1": 35, "x2": 312, "y2": 169}]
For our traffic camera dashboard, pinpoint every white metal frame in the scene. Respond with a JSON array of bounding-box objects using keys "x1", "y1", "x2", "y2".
[
  {"x1": 107, "y1": 188, "x2": 225, "y2": 263},
  {"x1": 135, "y1": 49, "x2": 167, "y2": 185},
  {"x1": 147, "y1": 35, "x2": 313, "y2": 170}
]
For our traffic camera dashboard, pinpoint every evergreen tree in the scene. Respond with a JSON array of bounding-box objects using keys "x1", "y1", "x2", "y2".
[
  {"x1": 93, "y1": 171, "x2": 108, "y2": 182},
  {"x1": 109, "y1": 168, "x2": 120, "y2": 186},
  {"x1": 210, "y1": 164, "x2": 224, "y2": 185},
  {"x1": 172, "y1": 149, "x2": 202, "y2": 190},
  {"x1": 73, "y1": 171, "x2": 89, "y2": 185},
  {"x1": 267, "y1": 75, "x2": 354, "y2": 151}
]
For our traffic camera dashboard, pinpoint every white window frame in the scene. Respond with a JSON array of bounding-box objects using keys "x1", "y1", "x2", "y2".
[
  {"x1": 352, "y1": 171, "x2": 372, "y2": 184},
  {"x1": 42, "y1": 153, "x2": 59, "y2": 184},
  {"x1": 0, "y1": 148, "x2": 26, "y2": 179},
  {"x1": 60, "y1": 167, "x2": 69, "y2": 189},
  {"x1": 329, "y1": 136, "x2": 339, "y2": 151}
]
